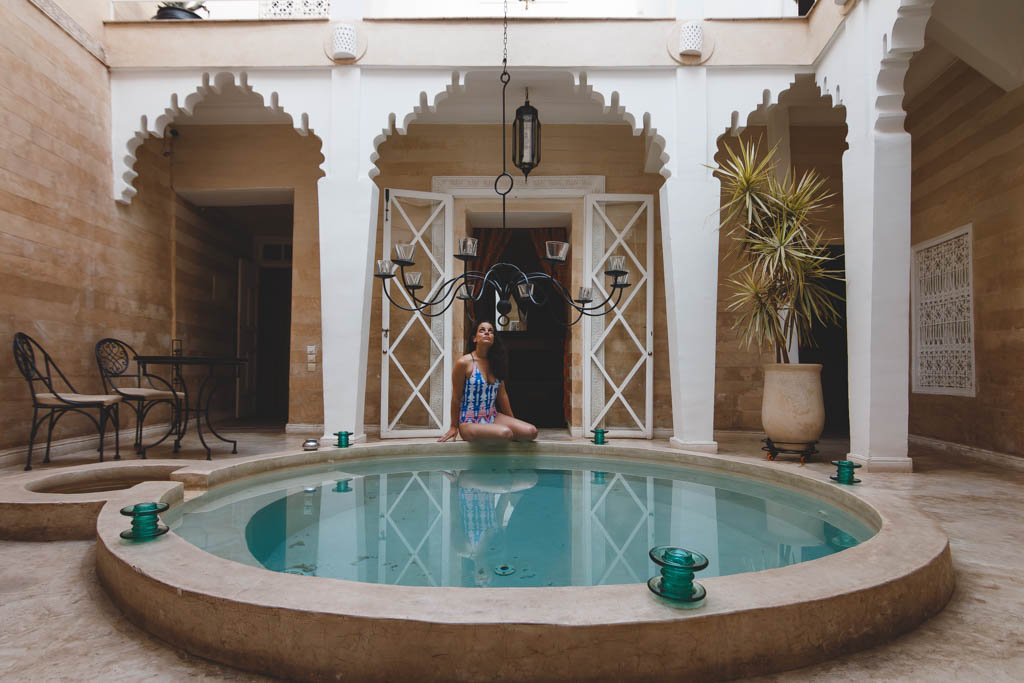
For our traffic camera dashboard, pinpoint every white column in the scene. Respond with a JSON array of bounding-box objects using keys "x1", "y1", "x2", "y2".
[
  {"x1": 320, "y1": 68, "x2": 461, "y2": 441},
  {"x1": 841, "y1": 123, "x2": 913, "y2": 472},
  {"x1": 319, "y1": 68, "x2": 377, "y2": 443},
  {"x1": 832, "y1": 1, "x2": 923, "y2": 472},
  {"x1": 664, "y1": 68, "x2": 719, "y2": 452}
]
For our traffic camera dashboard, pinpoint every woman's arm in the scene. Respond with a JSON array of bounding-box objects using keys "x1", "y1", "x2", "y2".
[
  {"x1": 439, "y1": 355, "x2": 468, "y2": 442},
  {"x1": 496, "y1": 382, "x2": 514, "y2": 418}
]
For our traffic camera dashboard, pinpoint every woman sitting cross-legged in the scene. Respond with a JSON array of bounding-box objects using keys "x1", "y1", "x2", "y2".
[{"x1": 438, "y1": 321, "x2": 538, "y2": 444}]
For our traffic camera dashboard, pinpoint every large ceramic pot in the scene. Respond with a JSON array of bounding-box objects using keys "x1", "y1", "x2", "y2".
[{"x1": 761, "y1": 363, "x2": 825, "y2": 445}]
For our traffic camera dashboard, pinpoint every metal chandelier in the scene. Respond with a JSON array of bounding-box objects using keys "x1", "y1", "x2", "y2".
[{"x1": 374, "y1": 0, "x2": 632, "y2": 327}]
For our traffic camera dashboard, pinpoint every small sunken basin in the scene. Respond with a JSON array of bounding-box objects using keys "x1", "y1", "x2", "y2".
[
  {"x1": 95, "y1": 442, "x2": 953, "y2": 682},
  {"x1": 0, "y1": 462, "x2": 182, "y2": 541},
  {"x1": 34, "y1": 477, "x2": 155, "y2": 495}
]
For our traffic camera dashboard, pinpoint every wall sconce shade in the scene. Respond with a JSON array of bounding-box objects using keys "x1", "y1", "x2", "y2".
[
  {"x1": 679, "y1": 21, "x2": 704, "y2": 57},
  {"x1": 331, "y1": 24, "x2": 358, "y2": 60}
]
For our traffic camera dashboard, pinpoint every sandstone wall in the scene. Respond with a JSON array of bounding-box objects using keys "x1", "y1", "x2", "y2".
[
  {"x1": 170, "y1": 124, "x2": 325, "y2": 427},
  {"x1": 907, "y1": 60, "x2": 1024, "y2": 457}
]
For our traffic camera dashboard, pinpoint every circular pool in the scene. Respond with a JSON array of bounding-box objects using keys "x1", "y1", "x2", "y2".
[
  {"x1": 169, "y1": 454, "x2": 874, "y2": 588},
  {"x1": 93, "y1": 442, "x2": 953, "y2": 682}
]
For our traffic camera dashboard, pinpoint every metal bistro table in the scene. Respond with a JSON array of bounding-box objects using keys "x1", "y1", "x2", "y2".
[{"x1": 135, "y1": 355, "x2": 246, "y2": 459}]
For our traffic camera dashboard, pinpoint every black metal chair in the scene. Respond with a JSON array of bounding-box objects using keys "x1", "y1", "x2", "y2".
[
  {"x1": 95, "y1": 338, "x2": 183, "y2": 458},
  {"x1": 12, "y1": 332, "x2": 122, "y2": 471}
]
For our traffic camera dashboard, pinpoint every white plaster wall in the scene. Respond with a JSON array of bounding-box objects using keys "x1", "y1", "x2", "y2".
[
  {"x1": 365, "y1": 0, "x2": 675, "y2": 19},
  {"x1": 705, "y1": 0, "x2": 800, "y2": 19}
]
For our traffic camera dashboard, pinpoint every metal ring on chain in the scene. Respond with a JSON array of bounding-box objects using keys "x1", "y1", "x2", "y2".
[
  {"x1": 494, "y1": 172, "x2": 514, "y2": 196},
  {"x1": 500, "y1": 71, "x2": 510, "y2": 85},
  {"x1": 497, "y1": 313, "x2": 510, "y2": 328}
]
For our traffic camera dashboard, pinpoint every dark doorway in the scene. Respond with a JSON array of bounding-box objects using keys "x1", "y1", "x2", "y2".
[
  {"x1": 471, "y1": 229, "x2": 568, "y2": 428},
  {"x1": 255, "y1": 266, "x2": 292, "y2": 420},
  {"x1": 798, "y1": 246, "x2": 848, "y2": 437}
]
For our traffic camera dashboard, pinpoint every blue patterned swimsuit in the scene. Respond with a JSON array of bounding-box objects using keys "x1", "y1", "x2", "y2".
[{"x1": 459, "y1": 356, "x2": 499, "y2": 424}]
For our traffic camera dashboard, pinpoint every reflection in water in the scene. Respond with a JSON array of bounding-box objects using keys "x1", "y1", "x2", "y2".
[{"x1": 175, "y1": 461, "x2": 874, "y2": 588}]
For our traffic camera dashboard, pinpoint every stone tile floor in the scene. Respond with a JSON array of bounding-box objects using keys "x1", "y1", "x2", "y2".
[{"x1": 1, "y1": 427, "x2": 1022, "y2": 681}]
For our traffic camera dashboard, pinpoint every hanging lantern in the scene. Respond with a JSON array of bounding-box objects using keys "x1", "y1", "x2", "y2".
[{"x1": 512, "y1": 89, "x2": 541, "y2": 180}]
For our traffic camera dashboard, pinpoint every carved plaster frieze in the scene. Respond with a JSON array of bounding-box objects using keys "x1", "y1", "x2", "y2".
[
  {"x1": 431, "y1": 176, "x2": 606, "y2": 196},
  {"x1": 27, "y1": 0, "x2": 105, "y2": 63}
]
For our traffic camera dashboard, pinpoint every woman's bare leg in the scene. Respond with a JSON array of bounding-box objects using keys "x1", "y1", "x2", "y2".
[
  {"x1": 458, "y1": 422, "x2": 514, "y2": 443},
  {"x1": 495, "y1": 414, "x2": 538, "y2": 442}
]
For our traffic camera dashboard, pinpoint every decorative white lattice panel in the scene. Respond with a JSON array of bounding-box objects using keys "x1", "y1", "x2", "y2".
[
  {"x1": 259, "y1": 0, "x2": 330, "y2": 18},
  {"x1": 912, "y1": 225, "x2": 975, "y2": 396}
]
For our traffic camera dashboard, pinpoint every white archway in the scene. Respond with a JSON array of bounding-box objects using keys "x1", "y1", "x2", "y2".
[
  {"x1": 110, "y1": 69, "x2": 329, "y2": 204},
  {"x1": 319, "y1": 67, "x2": 702, "y2": 443}
]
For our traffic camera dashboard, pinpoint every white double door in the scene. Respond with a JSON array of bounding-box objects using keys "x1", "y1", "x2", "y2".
[{"x1": 381, "y1": 189, "x2": 653, "y2": 439}]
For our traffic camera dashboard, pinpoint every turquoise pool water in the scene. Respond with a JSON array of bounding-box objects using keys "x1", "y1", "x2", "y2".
[{"x1": 171, "y1": 454, "x2": 875, "y2": 588}]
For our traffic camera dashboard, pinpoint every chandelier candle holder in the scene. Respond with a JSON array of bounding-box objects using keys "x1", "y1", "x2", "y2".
[
  {"x1": 374, "y1": 0, "x2": 631, "y2": 328},
  {"x1": 648, "y1": 546, "x2": 708, "y2": 608},
  {"x1": 120, "y1": 502, "x2": 170, "y2": 541}
]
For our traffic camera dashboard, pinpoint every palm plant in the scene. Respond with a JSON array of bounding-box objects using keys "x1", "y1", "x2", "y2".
[{"x1": 716, "y1": 140, "x2": 844, "y2": 363}]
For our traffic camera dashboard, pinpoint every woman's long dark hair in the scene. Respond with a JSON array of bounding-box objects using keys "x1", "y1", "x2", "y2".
[{"x1": 466, "y1": 321, "x2": 507, "y2": 381}]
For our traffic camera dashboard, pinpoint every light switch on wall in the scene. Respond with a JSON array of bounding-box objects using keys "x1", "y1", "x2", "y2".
[
  {"x1": 307, "y1": 362, "x2": 317, "y2": 372},
  {"x1": 306, "y1": 345, "x2": 318, "y2": 354}
]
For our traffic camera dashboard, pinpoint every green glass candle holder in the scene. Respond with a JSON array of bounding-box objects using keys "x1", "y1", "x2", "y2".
[
  {"x1": 334, "y1": 431, "x2": 352, "y2": 448},
  {"x1": 648, "y1": 546, "x2": 708, "y2": 608},
  {"x1": 120, "y1": 502, "x2": 170, "y2": 541},
  {"x1": 592, "y1": 471, "x2": 607, "y2": 485},
  {"x1": 591, "y1": 428, "x2": 607, "y2": 445},
  {"x1": 334, "y1": 478, "x2": 352, "y2": 493},
  {"x1": 830, "y1": 460, "x2": 862, "y2": 485}
]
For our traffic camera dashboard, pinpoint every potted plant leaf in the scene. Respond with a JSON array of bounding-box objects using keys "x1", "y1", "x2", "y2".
[
  {"x1": 154, "y1": 1, "x2": 208, "y2": 20},
  {"x1": 715, "y1": 140, "x2": 844, "y2": 461}
]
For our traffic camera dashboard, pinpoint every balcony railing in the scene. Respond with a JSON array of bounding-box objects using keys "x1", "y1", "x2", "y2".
[{"x1": 111, "y1": 0, "x2": 330, "y2": 21}]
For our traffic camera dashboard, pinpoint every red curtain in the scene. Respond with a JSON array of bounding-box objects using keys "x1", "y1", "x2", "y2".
[{"x1": 526, "y1": 227, "x2": 572, "y2": 425}]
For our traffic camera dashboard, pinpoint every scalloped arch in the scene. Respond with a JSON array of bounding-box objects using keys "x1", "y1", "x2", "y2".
[
  {"x1": 366, "y1": 70, "x2": 672, "y2": 180},
  {"x1": 709, "y1": 71, "x2": 841, "y2": 143},
  {"x1": 710, "y1": 74, "x2": 847, "y2": 172},
  {"x1": 814, "y1": 0, "x2": 934, "y2": 136},
  {"x1": 114, "y1": 71, "x2": 324, "y2": 205},
  {"x1": 874, "y1": 0, "x2": 933, "y2": 133}
]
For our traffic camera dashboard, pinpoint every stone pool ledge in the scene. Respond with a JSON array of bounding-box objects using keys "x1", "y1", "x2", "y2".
[
  {"x1": 93, "y1": 442, "x2": 953, "y2": 682},
  {"x1": 0, "y1": 460, "x2": 190, "y2": 540}
]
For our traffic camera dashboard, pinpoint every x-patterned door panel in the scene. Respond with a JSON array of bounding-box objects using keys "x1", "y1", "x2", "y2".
[
  {"x1": 583, "y1": 195, "x2": 654, "y2": 438},
  {"x1": 381, "y1": 189, "x2": 453, "y2": 438},
  {"x1": 580, "y1": 471, "x2": 655, "y2": 585}
]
